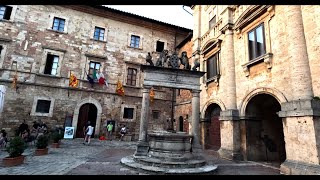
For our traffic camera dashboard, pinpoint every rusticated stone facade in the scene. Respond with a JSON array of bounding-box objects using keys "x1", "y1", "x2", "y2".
[
  {"x1": 0, "y1": 5, "x2": 191, "y2": 141},
  {"x1": 177, "y1": 5, "x2": 320, "y2": 175}
]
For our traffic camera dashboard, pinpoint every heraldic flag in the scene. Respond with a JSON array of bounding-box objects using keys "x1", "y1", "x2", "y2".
[
  {"x1": 69, "y1": 73, "x2": 78, "y2": 88},
  {"x1": 116, "y1": 79, "x2": 125, "y2": 96},
  {"x1": 97, "y1": 72, "x2": 108, "y2": 87}
]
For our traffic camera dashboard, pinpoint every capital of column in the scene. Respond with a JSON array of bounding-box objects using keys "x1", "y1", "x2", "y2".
[
  {"x1": 191, "y1": 89, "x2": 201, "y2": 96},
  {"x1": 220, "y1": 23, "x2": 234, "y2": 34}
]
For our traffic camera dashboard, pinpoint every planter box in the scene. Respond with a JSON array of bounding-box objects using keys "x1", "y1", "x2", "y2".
[
  {"x1": 35, "y1": 148, "x2": 48, "y2": 156},
  {"x1": 2, "y1": 155, "x2": 25, "y2": 167},
  {"x1": 51, "y1": 143, "x2": 60, "y2": 148}
]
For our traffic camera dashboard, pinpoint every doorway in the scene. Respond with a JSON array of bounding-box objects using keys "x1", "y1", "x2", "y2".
[
  {"x1": 204, "y1": 103, "x2": 221, "y2": 150},
  {"x1": 244, "y1": 94, "x2": 286, "y2": 164},
  {"x1": 76, "y1": 103, "x2": 97, "y2": 138}
]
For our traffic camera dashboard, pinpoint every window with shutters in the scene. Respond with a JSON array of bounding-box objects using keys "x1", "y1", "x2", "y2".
[
  {"x1": 206, "y1": 52, "x2": 220, "y2": 83},
  {"x1": 126, "y1": 68, "x2": 137, "y2": 86}
]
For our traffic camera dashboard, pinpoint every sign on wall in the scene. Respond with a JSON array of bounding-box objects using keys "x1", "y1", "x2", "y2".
[{"x1": 64, "y1": 127, "x2": 75, "y2": 139}]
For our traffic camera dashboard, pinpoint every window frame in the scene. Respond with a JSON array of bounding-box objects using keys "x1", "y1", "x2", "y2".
[
  {"x1": 44, "y1": 54, "x2": 59, "y2": 75},
  {"x1": 156, "y1": 41, "x2": 165, "y2": 52},
  {"x1": 206, "y1": 51, "x2": 220, "y2": 83},
  {"x1": 0, "y1": 5, "x2": 12, "y2": 20},
  {"x1": 152, "y1": 110, "x2": 160, "y2": 120},
  {"x1": 120, "y1": 104, "x2": 137, "y2": 122},
  {"x1": 93, "y1": 26, "x2": 105, "y2": 41},
  {"x1": 209, "y1": 15, "x2": 216, "y2": 29},
  {"x1": 247, "y1": 23, "x2": 266, "y2": 61},
  {"x1": 52, "y1": 17, "x2": 66, "y2": 32},
  {"x1": 130, "y1": 35, "x2": 140, "y2": 48},
  {"x1": 35, "y1": 100, "x2": 51, "y2": 113},
  {"x1": 126, "y1": 67, "x2": 137, "y2": 86},
  {"x1": 88, "y1": 61, "x2": 101, "y2": 78},
  {"x1": 31, "y1": 97, "x2": 55, "y2": 117},
  {"x1": 40, "y1": 49, "x2": 64, "y2": 77}
]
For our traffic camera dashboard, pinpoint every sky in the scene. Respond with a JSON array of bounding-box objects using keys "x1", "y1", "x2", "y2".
[{"x1": 104, "y1": 5, "x2": 194, "y2": 29}]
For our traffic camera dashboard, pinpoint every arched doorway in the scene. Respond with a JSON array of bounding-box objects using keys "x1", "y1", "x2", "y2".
[
  {"x1": 204, "y1": 104, "x2": 221, "y2": 150},
  {"x1": 245, "y1": 94, "x2": 286, "y2": 164},
  {"x1": 76, "y1": 103, "x2": 97, "y2": 138}
]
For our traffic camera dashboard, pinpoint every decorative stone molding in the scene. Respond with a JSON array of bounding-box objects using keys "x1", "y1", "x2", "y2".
[
  {"x1": 220, "y1": 23, "x2": 234, "y2": 34},
  {"x1": 233, "y1": 5, "x2": 272, "y2": 31},
  {"x1": 219, "y1": 109, "x2": 239, "y2": 121},
  {"x1": 84, "y1": 53, "x2": 107, "y2": 59},
  {"x1": 241, "y1": 53, "x2": 273, "y2": 76},
  {"x1": 278, "y1": 99, "x2": 320, "y2": 117},
  {"x1": 42, "y1": 45, "x2": 67, "y2": 53}
]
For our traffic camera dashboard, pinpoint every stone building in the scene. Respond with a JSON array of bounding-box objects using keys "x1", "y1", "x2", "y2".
[
  {"x1": 0, "y1": 5, "x2": 191, "y2": 140},
  {"x1": 175, "y1": 5, "x2": 320, "y2": 175}
]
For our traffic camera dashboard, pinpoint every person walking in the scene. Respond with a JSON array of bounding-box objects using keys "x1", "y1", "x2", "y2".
[
  {"x1": 83, "y1": 123, "x2": 94, "y2": 145},
  {"x1": 119, "y1": 124, "x2": 127, "y2": 141},
  {"x1": 83, "y1": 121, "x2": 91, "y2": 141},
  {"x1": 106, "y1": 122, "x2": 113, "y2": 141}
]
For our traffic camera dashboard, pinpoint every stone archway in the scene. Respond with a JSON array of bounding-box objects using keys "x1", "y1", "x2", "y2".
[
  {"x1": 243, "y1": 93, "x2": 286, "y2": 165},
  {"x1": 72, "y1": 97, "x2": 102, "y2": 138},
  {"x1": 239, "y1": 87, "x2": 288, "y2": 117}
]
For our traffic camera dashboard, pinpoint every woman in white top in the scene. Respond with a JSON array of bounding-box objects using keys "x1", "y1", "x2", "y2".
[{"x1": 83, "y1": 124, "x2": 94, "y2": 145}]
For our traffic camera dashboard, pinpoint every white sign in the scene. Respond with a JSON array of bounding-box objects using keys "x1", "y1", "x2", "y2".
[{"x1": 64, "y1": 127, "x2": 74, "y2": 139}]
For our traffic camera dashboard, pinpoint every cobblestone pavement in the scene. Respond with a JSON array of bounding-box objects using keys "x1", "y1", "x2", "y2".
[{"x1": 0, "y1": 139, "x2": 280, "y2": 175}]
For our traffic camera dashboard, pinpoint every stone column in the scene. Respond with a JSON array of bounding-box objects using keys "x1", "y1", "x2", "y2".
[
  {"x1": 134, "y1": 87, "x2": 150, "y2": 156},
  {"x1": 278, "y1": 6, "x2": 320, "y2": 175},
  {"x1": 191, "y1": 89, "x2": 202, "y2": 153},
  {"x1": 218, "y1": 25, "x2": 242, "y2": 160}
]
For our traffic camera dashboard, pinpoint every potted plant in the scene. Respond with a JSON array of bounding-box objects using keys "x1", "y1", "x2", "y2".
[
  {"x1": 35, "y1": 135, "x2": 49, "y2": 156},
  {"x1": 51, "y1": 131, "x2": 63, "y2": 148},
  {"x1": 3, "y1": 136, "x2": 27, "y2": 167}
]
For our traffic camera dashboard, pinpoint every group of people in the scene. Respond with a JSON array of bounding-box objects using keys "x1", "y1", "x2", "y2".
[
  {"x1": 105, "y1": 122, "x2": 127, "y2": 141},
  {"x1": 82, "y1": 121, "x2": 128, "y2": 144},
  {"x1": 18, "y1": 119, "x2": 48, "y2": 143}
]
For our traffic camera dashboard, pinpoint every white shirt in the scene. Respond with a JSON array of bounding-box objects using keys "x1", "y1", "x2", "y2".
[{"x1": 86, "y1": 125, "x2": 94, "y2": 135}]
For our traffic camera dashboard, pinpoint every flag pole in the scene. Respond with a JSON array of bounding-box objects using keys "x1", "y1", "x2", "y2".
[{"x1": 68, "y1": 70, "x2": 71, "y2": 97}]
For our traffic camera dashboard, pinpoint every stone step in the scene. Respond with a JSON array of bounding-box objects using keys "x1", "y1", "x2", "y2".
[
  {"x1": 133, "y1": 156, "x2": 207, "y2": 168},
  {"x1": 121, "y1": 155, "x2": 218, "y2": 175}
]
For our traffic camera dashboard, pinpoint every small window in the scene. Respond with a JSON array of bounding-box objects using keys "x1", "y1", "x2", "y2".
[
  {"x1": 0, "y1": 6, "x2": 12, "y2": 20},
  {"x1": 248, "y1": 23, "x2": 266, "y2": 60},
  {"x1": 44, "y1": 54, "x2": 59, "y2": 75},
  {"x1": 206, "y1": 52, "x2": 219, "y2": 81},
  {"x1": 209, "y1": 16, "x2": 216, "y2": 29},
  {"x1": 0, "y1": 45, "x2": 3, "y2": 55},
  {"x1": 126, "y1": 68, "x2": 137, "y2": 86},
  {"x1": 123, "y1": 108, "x2": 134, "y2": 119},
  {"x1": 152, "y1": 110, "x2": 160, "y2": 120},
  {"x1": 88, "y1": 61, "x2": 101, "y2": 77},
  {"x1": 52, "y1": 17, "x2": 65, "y2": 32},
  {"x1": 35, "y1": 100, "x2": 51, "y2": 113},
  {"x1": 156, "y1": 41, "x2": 164, "y2": 52},
  {"x1": 93, "y1": 27, "x2": 105, "y2": 41},
  {"x1": 130, "y1": 35, "x2": 140, "y2": 48}
]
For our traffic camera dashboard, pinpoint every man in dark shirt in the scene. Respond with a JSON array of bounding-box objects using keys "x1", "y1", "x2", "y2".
[{"x1": 18, "y1": 119, "x2": 29, "y2": 140}]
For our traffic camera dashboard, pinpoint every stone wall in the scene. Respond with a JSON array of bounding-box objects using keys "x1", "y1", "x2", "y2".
[
  {"x1": 189, "y1": 5, "x2": 320, "y2": 173},
  {"x1": 0, "y1": 5, "x2": 191, "y2": 139}
]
